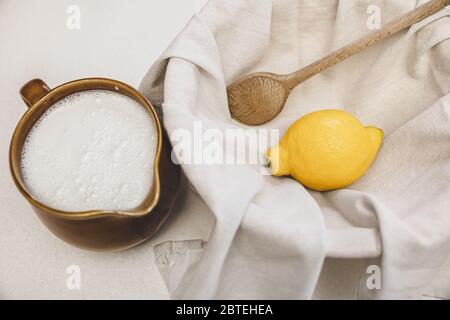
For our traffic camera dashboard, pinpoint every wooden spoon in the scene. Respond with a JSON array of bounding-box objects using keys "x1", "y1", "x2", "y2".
[{"x1": 227, "y1": 0, "x2": 450, "y2": 126}]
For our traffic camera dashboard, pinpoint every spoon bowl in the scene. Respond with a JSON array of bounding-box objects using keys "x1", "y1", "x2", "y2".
[{"x1": 227, "y1": 73, "x2": 290, "y2": 126}]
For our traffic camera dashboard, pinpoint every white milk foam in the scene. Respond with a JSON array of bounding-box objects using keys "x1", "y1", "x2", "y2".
[{"x1": 21, "y1": 90, "x2": 157, "y2": 212}]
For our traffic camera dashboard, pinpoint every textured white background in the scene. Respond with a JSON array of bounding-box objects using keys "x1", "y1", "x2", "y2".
[
  {"x1": 0, "y1": 0, "x2": 208, "y2": 300},
  {"x1": 0, "y1": 0, "x2": 381, "y2": 300}
]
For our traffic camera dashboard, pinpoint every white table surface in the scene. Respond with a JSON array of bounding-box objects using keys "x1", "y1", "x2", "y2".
[
  {"x1": 0, "y1": 0, "x2": 210, "y2": 300},
  {"x1": 0, "y1": 0, "x2": 375, "y2": 300}
]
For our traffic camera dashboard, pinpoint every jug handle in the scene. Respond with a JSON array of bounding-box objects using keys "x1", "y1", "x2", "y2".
[{"x1": 20, "y1": 79, "x2": 50, "y2": 108}]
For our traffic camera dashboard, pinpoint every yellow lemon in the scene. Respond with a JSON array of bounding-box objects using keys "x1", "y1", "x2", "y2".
[{"x1": 266, "y1": 109, "x2": 383, "y2": 191}]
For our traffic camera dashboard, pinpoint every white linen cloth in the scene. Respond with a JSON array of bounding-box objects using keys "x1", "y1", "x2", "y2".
[{"x1": 140, "y1": 0, "x2": 450, "y2": 299}]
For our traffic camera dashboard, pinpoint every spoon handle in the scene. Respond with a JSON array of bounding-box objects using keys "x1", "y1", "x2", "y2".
[{"x1": 284, "y1": 0, "x2": 450, "y2": 90}]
